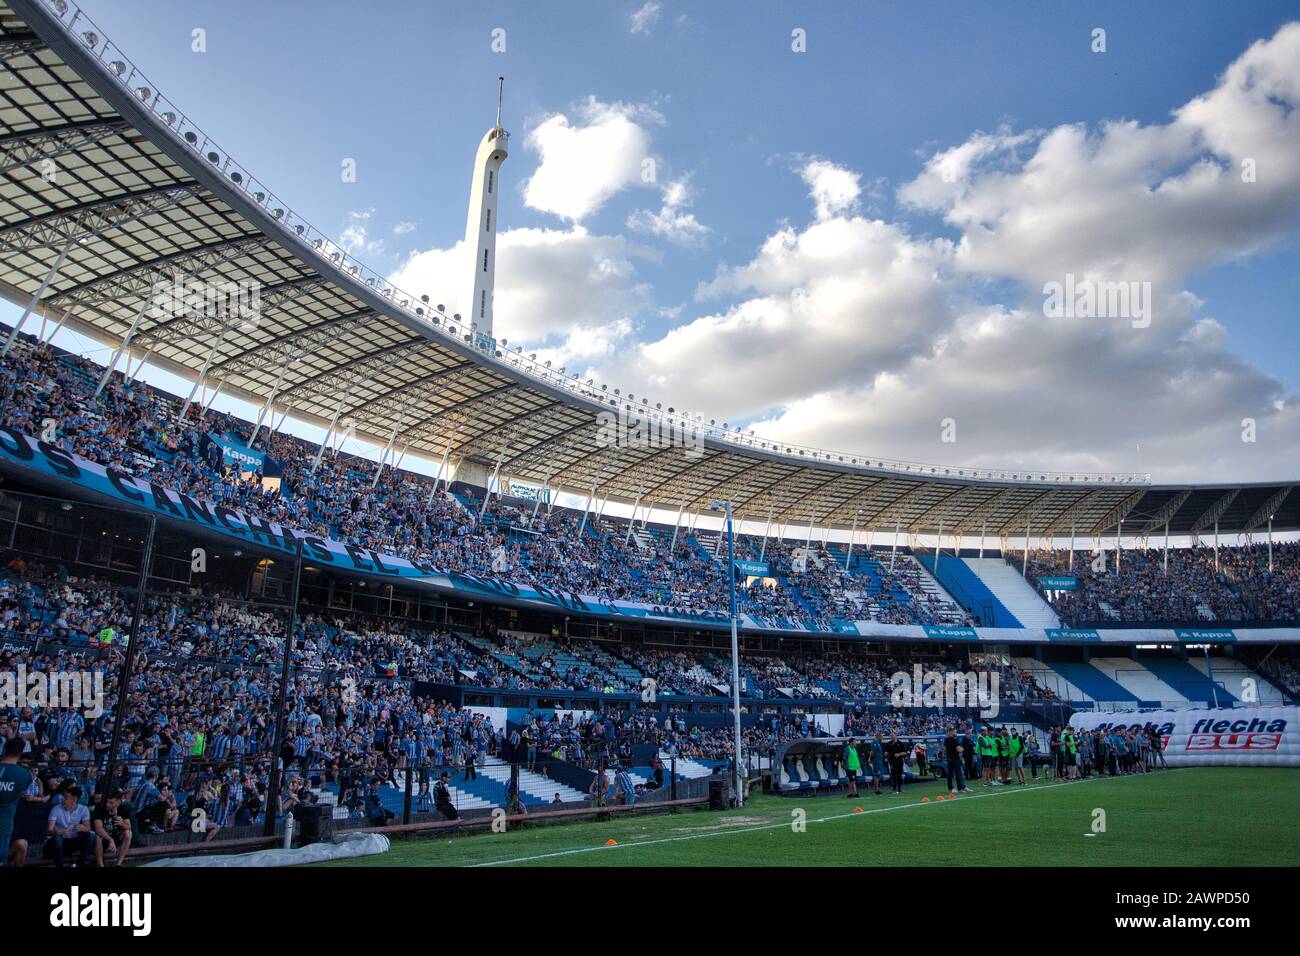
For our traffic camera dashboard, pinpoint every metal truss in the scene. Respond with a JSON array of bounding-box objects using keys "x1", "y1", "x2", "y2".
[
  {"x1": 1188, "y1": 489, "x2": 1242, "y2": 534},
  {"x1": 1129, "y1": 489, "x2": 1193, "y2": 535},
  {"x1": 45, "y1": 235, "x2": 269, "y2": 308},
  {"x1": 209, "y1": 308, "x2": 377, "y2": 380},
  {"x1": 0, "y1": 32, "x2": 44, "y2": 64},
  {"x1": 0, "y1": 119, "x2": 129, "y2": 176},
  {"x1": 1243, "y1": 487, "x2": 1294, "y2": 534},
  {"x1": 0, "y1": 183, "x2": 206, "y2": 253}
]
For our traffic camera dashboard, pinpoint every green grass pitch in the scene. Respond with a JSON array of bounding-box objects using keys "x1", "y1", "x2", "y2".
[{"x1": 314, "y1": 767, "x2": 1300, "y2": 867}]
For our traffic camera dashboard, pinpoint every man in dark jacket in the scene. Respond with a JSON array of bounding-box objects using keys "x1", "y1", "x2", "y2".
[
  {"x1": 434, "y1": 771, "x2": 458, "y2": 821},
  {"x1": 363, "y1": 778, "x2": 394, "y2": 826}
]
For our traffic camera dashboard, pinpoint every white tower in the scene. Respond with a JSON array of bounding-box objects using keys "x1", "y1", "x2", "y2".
[{"x1": 462, "y1": 77, "x2": 509, "y2": 340}]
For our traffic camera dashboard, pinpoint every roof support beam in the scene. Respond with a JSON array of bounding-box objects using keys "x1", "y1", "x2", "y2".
[
  {"x1": 45, "y1": 235, "x2": 268, "y2": 308},
  {"x1": 0, "y1": 33, "x2": 45, "y2": 64},
  {"x1": 1130, "y1": 489, "x2": 1193, "y2": 536},
  {"x1": 0, "y1": 183, "x2": 203, "y2": 253},
  {"x1": 1243, "y1": 487, "x2": 1293, "y2": 535},
  {"x1": 1188, "y1": 489, "x2": 1241, "y2": 534},
  {"x1": 0, "y1": 118, "x2": 129, "y2": 175}
]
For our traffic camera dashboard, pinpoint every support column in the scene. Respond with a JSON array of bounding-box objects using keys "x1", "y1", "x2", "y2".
[
  {"x1": 102, "y1": 515, "x2": 157, "y2": 795},
  {"x1": 531, "y1": 470, "x2": 553, "y2": 524},
  {"x1": 625, "y1": 490, "x2": 643, "y2": 545},
  {"x1": 372, "y1": 398, "x2": 413, "y2": 489},
  {"x1": 3, "y1": 238, "x2": 74, "y2": 358},
  {"x1": 1268, "y1": 515, "x2": 1274, "y2": 573},
  {"x1": 844, "y1": 511, "x2": 859, "y2": 571},
  {"x1": 95, "y1": 298, "x2": 148, "y2": 397},
  {"x1": 670, "y1": 498, "x2": 687, "y2": 551},
  {"x1": 1022, "y1": 518, "x2": 1031, "y2": 576},
  {"x1": 311, "y1": 380, "x2": 355, "y2": 476},
  {"x1": 250, "y1": 350, "x2": 296, "y2": 447},
  {"x1": 759, "y1": 504, "x2": 774, "y2": 562},
  {"x1": 264, "y1": 539, "x2": 306, "y2": 837},
  {"x1": 179, "y1": 324, "x2": 231, "y2": 421},
  {"x1": 42, "y1": 307, "x2": 72, "y2": 345},
  {"x1": 479, "y1": 447, "x2": 506, "y2": 520},
  {"x1": 578, "y1": 479, "x2": 598, "y2": 538}
]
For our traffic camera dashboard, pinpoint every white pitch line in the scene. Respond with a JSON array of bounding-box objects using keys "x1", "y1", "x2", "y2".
[{"x1": 469, "y1": 772, "x2": 1171, "y2": 867}]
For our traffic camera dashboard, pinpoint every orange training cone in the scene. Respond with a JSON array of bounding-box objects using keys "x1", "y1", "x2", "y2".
[{"x1": 605, "y1": 839, "x2": 617, "y2": 846}]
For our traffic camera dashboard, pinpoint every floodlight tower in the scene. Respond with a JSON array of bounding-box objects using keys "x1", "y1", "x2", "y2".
[{"x1": 463, "y1": 77, "x2": 509, "y2": 338}]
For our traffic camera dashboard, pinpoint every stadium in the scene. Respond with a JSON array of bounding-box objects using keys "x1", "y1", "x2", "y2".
[{"x1": 0, "y1": 0, "x2": 1297, "y2": 914}]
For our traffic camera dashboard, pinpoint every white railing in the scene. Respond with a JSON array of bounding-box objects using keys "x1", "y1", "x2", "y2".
[{"x1": 35, "y1": 0, "x2": 1150, "y2": 489}]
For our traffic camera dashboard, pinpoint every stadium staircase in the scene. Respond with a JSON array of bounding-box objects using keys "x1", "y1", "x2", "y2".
[
  {"x1": 1137, "y1": 657, "x2": 1237, "y2": 706},
  {"x1": 390, "y1": 771, "x2": 500, "y2": 811},
  {"x1": 903, "y1": 555, "x2": 971, "y2": 624},
  {"x1": 917, "y1": 555, "x2": 1019, "y2": 626},
  {"x1": 1044, "y1": 662, "x2": 1139, "y2": 704},
  {"x1": 1187, "y1": 657, "x2": 1288, "y2": 704},
  {"x1": 963, "y1": 557, "x2": 1061, "y2": 628},
  {"x1": 1087, "y1": 657, "x2": 1188, "y2": 706},
  {"x1": 477, "y1": 756, "x2": 588, "y2": 804},
  {"x1": 1012, "y1": 658, "x2": 1093, "y2": 703}
]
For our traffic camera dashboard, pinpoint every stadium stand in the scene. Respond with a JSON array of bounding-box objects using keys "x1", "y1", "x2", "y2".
[{"x1": 0, "y1": 0, "x2": 1296, "y2": 867}]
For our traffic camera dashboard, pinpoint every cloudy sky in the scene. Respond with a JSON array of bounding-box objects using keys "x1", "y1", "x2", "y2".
[{"x1": 13, "y1": 0, "x2": 1300, "y2": 484}]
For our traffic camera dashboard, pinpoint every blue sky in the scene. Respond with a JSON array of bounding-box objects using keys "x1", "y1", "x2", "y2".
[{"x1": 9, "y1": 0, "x2": 1300, "y2": 482}]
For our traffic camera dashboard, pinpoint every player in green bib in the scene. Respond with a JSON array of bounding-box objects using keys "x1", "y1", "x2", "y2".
[
  {"x1": 979, "y1": 729, "x2": 997, "y2": 786},
  {"x1": 1009, "y1": 729, "x2": 1026, "y2": 785}
]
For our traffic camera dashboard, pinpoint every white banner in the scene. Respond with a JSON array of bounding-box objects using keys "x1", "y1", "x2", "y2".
[{"x1": 1071, "y1": 706, "x2": 1300, "y2": 767}]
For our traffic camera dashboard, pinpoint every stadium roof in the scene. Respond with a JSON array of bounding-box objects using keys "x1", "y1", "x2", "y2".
[{"x1": 3, "y1": 0, "x2": 1299, "y2": 539}]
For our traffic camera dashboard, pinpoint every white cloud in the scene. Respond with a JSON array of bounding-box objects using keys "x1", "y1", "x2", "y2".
[
  {"x1": 521, "y1": 98, "x2": 660, "y2": 221},
  {"x1": 578, "y1": 24, "x2": 1300, "y2": 481},
  {"x1": 801, "y1": 159, "x2": 861, "y2": 221},
  {"x1": 899, "y1": 23, "x2": 1300, "y2": 290},
  {"x1": 630, "y1": 1, "x2": 662, "y2": 35},
  {"x1": 393, "y1": 221, "x2": 416, "y2": 236},
  {"x1": 338, "y1": 209, "x2": 384, "y2": 258},
  {"x1": 388, "y1": 225, "x2": 651, "y2": 346},
  {"x1": 627, "y1": 175, "x2": 710, "y2": 244}
]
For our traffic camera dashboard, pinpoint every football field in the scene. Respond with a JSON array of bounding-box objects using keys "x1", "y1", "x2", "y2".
[{"x1": 316, "y1": 768, "x2": 1300, "y2": 868}]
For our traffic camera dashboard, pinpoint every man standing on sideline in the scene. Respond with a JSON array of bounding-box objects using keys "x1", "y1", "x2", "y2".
[
  {"x1": 1009, "y1": 728, "x2": 1026, "y2": 785},
  {"x1": 944, "y1": 727, "x2": 970, "y2": 796},
  {"x1": 1025, "y1": 730, "x2": 1041, "y2": 780},
  {"x1": 1149, "y1": 728, "x2": 1168, "y2": 769},
  {"x1": 960, "y1": 723, "x2": 977, "y2": 782},
  {"x1": 884, "y1": 732, "x2": 908, "y2": 795},
  {"x1": 979, "y1": 726, "x2": 997, "y2": 786},
  {"x1": 844, "y1": 738, "x2": 861, "y2": 798},
  {"x1": 868, "y1": 733, "x2": 887, "y2": 796}
]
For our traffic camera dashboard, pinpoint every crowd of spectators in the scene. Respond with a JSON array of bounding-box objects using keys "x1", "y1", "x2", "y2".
[
  {"x1": 0, "y1": 338, "x2": 967, "y2": 629},
  {"x1": 1019, "y1": 544, "x2": 1300, "y2": 625}
]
